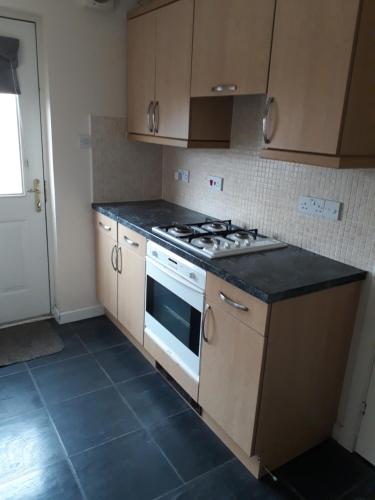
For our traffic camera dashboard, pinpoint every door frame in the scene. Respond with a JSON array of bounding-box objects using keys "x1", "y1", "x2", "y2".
[{"x1": 0, "y1": 8, "x2": 56, "y2": 325}]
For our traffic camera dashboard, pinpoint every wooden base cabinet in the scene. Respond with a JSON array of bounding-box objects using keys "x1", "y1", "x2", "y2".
[
  {"x1": 95, "y1": 214, "x2": 146, "y2": 345},
  {"x1": 95, "y1": 213, "x2": 118, "y2": 319},
  {"x1": 199, "y1": 273, "x2": 362, "y2": 476}
]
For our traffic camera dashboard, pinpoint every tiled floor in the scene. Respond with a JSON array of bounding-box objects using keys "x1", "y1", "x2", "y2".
[{"x1": 0, "y1": 316, "x2": 374, "y2": 500}]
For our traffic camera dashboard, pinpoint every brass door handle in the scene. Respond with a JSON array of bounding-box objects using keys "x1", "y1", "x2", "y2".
[{"x1": 27, "y1": 178, "x2": 42, "y2": 212}]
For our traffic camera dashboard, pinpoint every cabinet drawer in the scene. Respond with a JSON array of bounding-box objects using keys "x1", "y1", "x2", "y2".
[
  {"x1": 206, "y1": 273, "x2": 269, "y2": 335},
  {"x1": 95, "y1": 212, "x2": 117, "y2": 242},
  {"x1": 118, "y1": 224, "x2": 146, "y2": 257}
]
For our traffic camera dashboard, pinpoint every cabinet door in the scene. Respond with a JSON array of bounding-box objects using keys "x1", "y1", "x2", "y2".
[
  {"x1": 117, "y1": 245, "x2": 146, "y2": 345},
  {"x1": 199, "y1": 303, "x2": 264, "y2": 454},
  {"x1": 191, "y1": 0, "x2": 275, "y2": 97},
  {"x1": 95, "y1": 229, "x2": 117, "y2": 318},
  {"x1": 154, "y1": 0, "x2": 194, "y2": 139},
  {"x1": 266, "y1": 0, "x2": 359, "y2": 154},
  {"x1": 127, "y1": 11, "x2": 156, "y2": 135}
]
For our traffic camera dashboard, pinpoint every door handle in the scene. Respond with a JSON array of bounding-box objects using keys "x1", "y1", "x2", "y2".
[{"x1": 27, "y1": 178, "x2": 42, "y2": 212}]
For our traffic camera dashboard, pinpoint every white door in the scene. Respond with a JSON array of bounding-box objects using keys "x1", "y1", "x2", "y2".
[
  {"x1": 356, "y1": 359, "x2": 375, "y2": 465},
  {"x1": 0, "y1": 18, "x2": 50, "y2": 325}
]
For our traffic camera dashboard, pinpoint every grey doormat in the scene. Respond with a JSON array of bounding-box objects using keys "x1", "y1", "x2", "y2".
[{"x1": 0, "y1": 320, "x2": 64, "y2": 367}]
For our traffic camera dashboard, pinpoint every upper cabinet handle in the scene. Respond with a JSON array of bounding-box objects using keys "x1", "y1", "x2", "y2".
[
  {"x1": 124, "y1": 235, "x2": 139, "y2": 248},
  {"x1": 218, "y1": 291, "x2": 248, "y2": 311},
  {"x1": 262, "y1": 96, "x2": 274, "y2": 144},
  {"x1": 99, "y1": 221, "x2": 111, "y2": 231},
  {"x1": 147, "y1": 101, "x2": 154, "y2": 133},
  {"x1": 154, "y1": 101, "x2": 160, "y2": 134},
  {"x1": 211, "y1": 84, "x2": 238, "y2": 93}
]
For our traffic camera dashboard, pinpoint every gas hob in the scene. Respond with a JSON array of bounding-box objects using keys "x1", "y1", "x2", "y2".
[{"x1": 152, "y1": 219, "x2": 286, "y2": 259}]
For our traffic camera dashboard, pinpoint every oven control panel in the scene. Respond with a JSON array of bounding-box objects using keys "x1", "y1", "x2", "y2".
[{"x1": 147, "y1": 241, "x2": 206, "y2": 291}]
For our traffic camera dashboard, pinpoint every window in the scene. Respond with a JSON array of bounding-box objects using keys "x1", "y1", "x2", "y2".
[{"x1": 0, "y1": 93, "x2": 23, "y2": 196}]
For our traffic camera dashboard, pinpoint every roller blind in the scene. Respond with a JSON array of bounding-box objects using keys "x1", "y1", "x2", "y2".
[{"x1": 0, "y1": 36, "x2": 21, "y2": 94}]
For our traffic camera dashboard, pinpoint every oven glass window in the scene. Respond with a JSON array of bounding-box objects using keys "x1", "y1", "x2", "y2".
[{"x1": 146, "y1": 276, "x2": 201, "y2": 356}]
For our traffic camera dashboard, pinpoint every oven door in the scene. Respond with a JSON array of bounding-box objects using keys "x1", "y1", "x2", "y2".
[{"x1": 145, "y1": 258, "x2": 204, "y2": 379}]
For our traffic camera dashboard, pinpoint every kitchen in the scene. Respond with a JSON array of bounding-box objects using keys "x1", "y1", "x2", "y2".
[{"x1": 0, "y1": 0, "x2": 374, "y2": 499}]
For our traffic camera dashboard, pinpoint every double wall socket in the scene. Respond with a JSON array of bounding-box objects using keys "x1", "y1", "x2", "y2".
[
  {"x1": 174, "y1": 169, "x2": 190, "y2": 183},
  {"x1": 298, "y1": 195, "x2": 342, "y2": 221}
]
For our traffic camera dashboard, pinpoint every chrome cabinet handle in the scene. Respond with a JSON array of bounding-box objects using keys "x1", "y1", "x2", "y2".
[
  {"x1": 111, "y1": 245, "x2": 118, "y2": 271},
  {"x1": 154, "y1": 101, "x2": 159, "y2": 133},
  {"x1": 147, "y1": 101, "x2": 154, "y2": 133},
  {"x1": 117, "y1": 246, "x2": 122, "y2": 274},
  {"x1": 262, "y1": 96, "x2": 274, "y2": 144},
  {"x1": 123, "y1": 235, "x2": 139, "y2": 248},
  {"x1": 99, "y1": 221, "x2": 111, "y2": 232},
  {"x1": 202, "y1": 304, "x2": 211, "y2": 343},
  {"x1": 219, "y1": 291, "x2": 248, "y2": 311},
  {"x1": 211, "y1": 84, "x2": 238, "y2": 93}
]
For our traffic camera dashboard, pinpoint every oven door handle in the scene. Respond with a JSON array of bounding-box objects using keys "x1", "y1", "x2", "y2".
[{"x1": 146, "y1": 257, "x2": 204, "y2": 296}]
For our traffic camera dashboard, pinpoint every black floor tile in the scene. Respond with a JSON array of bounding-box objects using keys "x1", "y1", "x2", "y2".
[
  {"x1": 94, "y1": 343, "x2": 154, "y2": 383},
  {"x1": 158, "y1": 459, "x2": 296, "y2": 500},
  {"x1": 0, "y1": 361, "x2": 27, "y2": 378},
  {"x1": 28, "y1": 327, "x2": 88, "y2": 368},
  {"x1": 0, "y1": 408, "x2": 64, "y2": 484},
  {"x1": 0, "y1": 371, "x2": 43, "y2": 420},
  {"x1": 50, "y1": 386, "x2": 140, "y2": 455},
  {"x1": 118, "y1": 372, "x2": 188, "y2": 428},
  {"x1": 150, "y1": 410, "x2": 233, "y2": 482},
  {"x1": 71, "y1": 430, "x2": 182, "y2": 500},
  {"x1": 274, "y1": 440, "x2": 374, "y2": 500},
  {"x1": 0, "y1": 459, "x2": 83, "y2": 499},
  {"x1": 340, "y1": 472, "x2": 375, "y2": 499},
  {"x1": 71, "y1": 316, "x2": 128, "y2": 353},
  {"x1": 32, "y1": 354, "x2": 111, "y2": 405}
]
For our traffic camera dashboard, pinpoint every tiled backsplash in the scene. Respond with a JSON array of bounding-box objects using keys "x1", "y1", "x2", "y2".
[
  {"x1": 90, "y1": 115, "x2": 162, "y2": 203},
  {"x1": 163, "y1": 96, "x2": 375, "y2": 272}
]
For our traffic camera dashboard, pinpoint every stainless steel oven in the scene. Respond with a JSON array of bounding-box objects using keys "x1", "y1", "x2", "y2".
[{"x1": 144, "y1": 241, "x2": 206, "y2": 382}]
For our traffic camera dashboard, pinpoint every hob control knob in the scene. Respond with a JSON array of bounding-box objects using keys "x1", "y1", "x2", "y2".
[
  {"x1": 189, "y1": 272, "x2": 196, "y2": 280},
  {"x1": 235, "y1": 241, "x2": 241, "y2": 248},
  {"x1": 245, "y1": 240, "x2": 251, "y2": 246},
  {"x1": 224, "y1": 242, "x2": 230, "y2": 249}
]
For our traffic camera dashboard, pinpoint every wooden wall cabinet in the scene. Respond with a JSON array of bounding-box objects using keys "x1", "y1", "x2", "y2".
[
  {"x1": 191, "y1": 0, "x2": 275, "y2": 97},
  {"x1": 95, "y1": 214, "x2": 146, "y2": 345},
  {"x1": 199, "y1": 273, "x2": 362, "y2": 476},
  {"x1": 127, "y1": 0, "x2": 233, "y2": 148},
  {"x1": 261, "y1": 0, "x2": 375, "y2": 168}
]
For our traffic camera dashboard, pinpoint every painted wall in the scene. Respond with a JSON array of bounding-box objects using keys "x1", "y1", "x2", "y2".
[
  {"x1": 163, "y1": 95, "x2": 375, "y2": 452},
  {"x1": 0, "y1": 0, "x2": 137, "y2": 319}
]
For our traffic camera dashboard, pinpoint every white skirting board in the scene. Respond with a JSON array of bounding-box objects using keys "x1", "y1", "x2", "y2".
[{"x1": 52, "y1": 304, "x2": 104, "y2": 325}]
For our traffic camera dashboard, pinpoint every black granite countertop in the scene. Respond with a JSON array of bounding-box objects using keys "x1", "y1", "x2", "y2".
[{"x1": 92, "y1": 200, "x2": 366, "y2": 303}]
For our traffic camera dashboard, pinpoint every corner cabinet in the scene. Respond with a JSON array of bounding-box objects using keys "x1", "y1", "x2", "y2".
[
  {"x1": 94, "y1": 213, "x2": 146, "y2": 345},
  {"x1": 127, "y1": 0, "x2": 233, "y2": 148},
  {"x1": 261, "y1": 0, "x2": 375, "y2": 168},
  {"x1": 199, "y1": 273, "x2": 362, "y2": 476}
]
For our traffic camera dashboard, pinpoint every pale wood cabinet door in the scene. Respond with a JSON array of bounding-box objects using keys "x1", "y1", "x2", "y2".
[
  {"x1": 198, "y1": 303, "x2": 265, "y2": 455},
  {"x1": 154, "y1": 0, "x2": 194, "y2": 139},
  {"x1": 266, "y1": 0, "x2": 359, "y2": 154},
  {"x1": 117, "y1": 245, "x2": 146, "y2": 345},
  {"x1": 127, "y1": 11, "x2": 156, "y2": 135},
  {"x1": 191, "y1": 0, "x2": 275, "y2": 97},
  {"x1": 95, "y1": 230, "x2": 117, "y2": 318}
]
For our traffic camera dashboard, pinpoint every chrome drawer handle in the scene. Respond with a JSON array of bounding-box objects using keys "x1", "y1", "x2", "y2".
[
  {"x1": 117, "y1": 246, "x2": 122, "y2": 274},
  {"x1": 211, "y1": 84, "x2": 238, "y2": 93},
  {"x1": 99, "y1": 221, "x2": 111, "y2": 231},
  {"x1": 154, "y1": 101, "x2": 159, "y2": 134},
  {"x1": 202, "y1": 304, "x2": 211, "y2": 343},
  {"x1": 111, "y1": 245, "x2": 118, "y2": 271},
  {"x1": 124, "y1": 235, "x2": 139, "y2": 248},
  {"x1": 262, "y1": 96, "x2": 274, "y2": 144},
  {"x1": 219, "y1": 291, "x2": 248, "y2": 311}
]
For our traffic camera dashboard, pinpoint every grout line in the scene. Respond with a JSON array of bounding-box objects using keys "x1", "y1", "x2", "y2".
[
  {"x1": 91, "y1": 353, "x2": 186, "y2": 485},
  {"x1": 25, "y1": 363, "x2": 88, "y2": 500},
  {"x1": 44, "y1": 383, "x2": 114, "y2": 407},
  {"x1": 28, "y1": 351, "x2": 90, "y2": 371}
]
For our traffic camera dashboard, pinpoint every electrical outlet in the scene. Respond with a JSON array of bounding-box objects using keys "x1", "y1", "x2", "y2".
[
  {"x1": 208, "y1": 175, "x2": 224, "y2": 192},
  {"x1": 298, "y1": 195, "x2": 311, "y2": 215},
  {"x1": 298, "y1": 195, "x2": 342, "y2": 221},
  {"x1": 310, "y1": 197, "x2": 325, "y2": 216}
]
